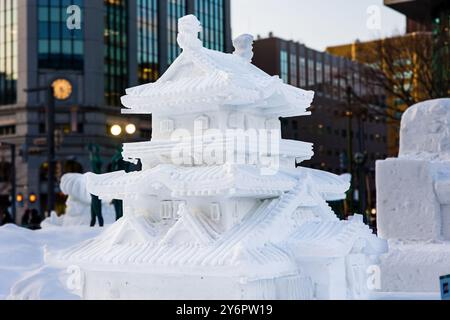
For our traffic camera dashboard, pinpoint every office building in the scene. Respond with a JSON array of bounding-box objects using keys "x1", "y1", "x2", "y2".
[
  {"x1": 0, "y1": 0, "x2": 231, "y2": 220},
  {"x1": 253, "y1": 36, "x2": 388, "y2": 219}
]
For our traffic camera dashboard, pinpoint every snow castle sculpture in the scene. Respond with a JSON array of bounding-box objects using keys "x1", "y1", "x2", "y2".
[
  {"x1": 48, "y1": 15, "x2": 387, "y2": 300},
  {"x1": 377, "y1": 98, "x2": 450, "y2": 293}
]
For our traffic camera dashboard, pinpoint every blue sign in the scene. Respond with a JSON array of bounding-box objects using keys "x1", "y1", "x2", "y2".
[{"x1": 441, "y1": 275, "x2": 450, "y2": 300}]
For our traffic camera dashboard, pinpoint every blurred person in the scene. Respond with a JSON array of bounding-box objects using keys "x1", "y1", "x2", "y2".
[{"x1": 29, "y1": 209, "x2": 42, "y2": 230}]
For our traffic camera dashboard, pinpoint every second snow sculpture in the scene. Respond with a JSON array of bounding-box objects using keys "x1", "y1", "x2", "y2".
[
  {"x1": 42, "y1": 173, "x2": 115, "y2": 227},
  {"x1": 377, "y1": 98, "x2": 450, "y2": 293},
  {"x1": 48, "y1": 15, "x2": 387, "y2": 300}
]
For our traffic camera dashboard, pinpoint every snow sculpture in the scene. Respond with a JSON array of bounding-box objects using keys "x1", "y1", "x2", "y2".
[
  {"x1": 377, "y1": 98, "x2": 450, "y2": 293},
  {"x1": 47, "y1": 15, "x2": 386, "y2": 300},
  {"x1": 42, "y1": 173, "x2": 115, "y2": 227}
]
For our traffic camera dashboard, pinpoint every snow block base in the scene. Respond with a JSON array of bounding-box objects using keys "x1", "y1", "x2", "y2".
[
  {"x1": 380, "y1": 241, "x2": 450, "y2": 293},
  {"x1": 76, "y1": 268, "x2": 314, "y2": 300}
]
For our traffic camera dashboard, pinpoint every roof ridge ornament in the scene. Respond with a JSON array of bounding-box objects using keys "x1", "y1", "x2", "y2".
[
  {"x1": 177, "y1": 15, "x2": 203, "y2": 51},
  {"x1": 233, "y1": 34, "x2": 254, "y2": 62}
]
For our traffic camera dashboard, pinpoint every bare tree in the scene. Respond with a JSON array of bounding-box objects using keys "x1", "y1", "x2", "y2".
[{"x1": 353, "y1": 32, "x2": 441, "y2": 109}]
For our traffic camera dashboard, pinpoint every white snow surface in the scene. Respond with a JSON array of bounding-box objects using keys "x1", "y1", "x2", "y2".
[
  {"x1": 0, "y1": 223, "x2": 442, "y2": 300},
  {"x1": 0, "y1": 224, "x2": 103, "y2": 300}
]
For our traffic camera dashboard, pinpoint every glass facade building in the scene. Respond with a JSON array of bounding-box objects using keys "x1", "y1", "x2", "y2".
[
  {"x1": 137, "y1": 0, "x2": 159, "y2": 84},
  {"x1": 104, "y1": 0, "x2": 129, "y2": 106},
  {"x1": 0, "y1": 0, "x2": 17, "y2": 105},
  {"x1": 167, "y1": 0, "x2": 187, "y2": 65},
  {"x1": 0, "y1": 0, "x2": 231, "y2": 106},
  {"x1": 37, "y1": 0, "x2": 84, "y2": 70},
  {"x1": 195, "y1": 0, "x2": 225, "y2": 51}
]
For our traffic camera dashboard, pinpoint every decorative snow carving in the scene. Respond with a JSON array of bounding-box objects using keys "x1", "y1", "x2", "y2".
[
  {"x1": 233, "y1": 34, "x2": 254, "y2": 62},
  {"x1": 160, "y1": 201, "x2": 173, "y2": 220},
  {"x1": 210, "y1": 203, "x2": 221, "y2": 222},
  {"x1": 47, "y1": 15, "x2": 387, "y2": 300},
  {"x1": 195, "y1": 115, "x2": 210, "y2": 130},
  {"x1": 177, "y1": 14, "x2": 202, "y2": 50}
]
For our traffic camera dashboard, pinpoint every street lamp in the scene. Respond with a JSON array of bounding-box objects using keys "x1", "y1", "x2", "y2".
[
  {"x1": 109, "y1": 123, "x2": 136, "y2": 137},
  {"x1": 29, "y1": 193, "x2": 38, "y2": 204},
  {"x1": 110, "y1": 125, "x2": 122, "y2": 137},
  {"x1": 125, "y1": 124, "x2": 137, "y2": 135},
  {"x1": 24, "y1": 78, "x2": 72, "y2": 216}
]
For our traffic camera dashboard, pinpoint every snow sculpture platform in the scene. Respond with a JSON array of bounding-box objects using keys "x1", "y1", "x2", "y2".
[
  {"x1": 47, "y1": 15, "x2": 387, "y2": 300},
  {"x1": 377, "y1": 98, "x2": 450, "y2": 293}
]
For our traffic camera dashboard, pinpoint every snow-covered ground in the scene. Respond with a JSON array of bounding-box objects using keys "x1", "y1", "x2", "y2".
[
  {"x1": 0, "y1": 224, "x2": 103, "y2": 300},
  {"x1": 0, "y1": 223, "x2": 442, "y2": 300}
]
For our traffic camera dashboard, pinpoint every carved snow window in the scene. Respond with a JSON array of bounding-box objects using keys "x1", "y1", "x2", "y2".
[
  {"x1": 160, "y1": 119, "x2": 174, "y2": 133},
  {"x1": 195, "y1": 115, "x2": 210, "y2": 130},
  {"x1": 210, "y1": 203, "x2": 221, "y2": 222},
  {"x1": 172, "y1": 201, "x2": 186, "y2": 219},
  {"x1": 160, "y1": 201, "x2": 173, "y2": 220},
  {"x1": 228, "y1": 112, "x2": 245, "y2": 129}
]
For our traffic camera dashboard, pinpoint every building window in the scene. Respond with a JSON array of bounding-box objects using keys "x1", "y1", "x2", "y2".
[
  {"x1": 0, "y1": 162, "x2": 12, "y2": 182},
  {"x1": 0, "y1": 125, "x2": 15, "y2": 136},
  {"x1": 0, "y1": 0, "x2": 17, "y2": 105},
  {"x1": 105, "y1": 0, "x2": 128, "y2": 107},
  {"x1": 168, "y1": 0, "x2": 187, "y2": 65},
  {"x1": 332, "y1": 57, "x2": 340, "y2": 99},
  {"x1": 280, "y1": 50, "x2": 288, "y2": 83},
  {"x1": 195, "y1": 0, "x2": 225, "y2": 51},
  {"x1": 289, "y1": 53, "x2": 297, "y2": 86},
  {"x1": 307, "y1": 50, "x2": 315, "y2": 87},
  {"x1": 299, "y1": 56, "x2": 306, "y2": 87},
  {"x1": 138, "y1": 0, "x2": 159, "y2": 84},
  {"x1": 37, "y1": 0, "x2": 84, "y2": 70}
]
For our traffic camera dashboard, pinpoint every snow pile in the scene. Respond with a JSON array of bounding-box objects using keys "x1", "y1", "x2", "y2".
[{"x1": 0, "y1": 224, "x2": 103, "y2": 300}]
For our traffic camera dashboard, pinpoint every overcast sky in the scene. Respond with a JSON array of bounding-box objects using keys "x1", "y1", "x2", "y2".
[{"x1": 231, "y1": 0, "x2": 406, "y2": 51}]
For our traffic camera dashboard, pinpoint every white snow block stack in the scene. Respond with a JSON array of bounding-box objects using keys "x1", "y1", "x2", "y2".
[{"x1": 376, "y1": 98, "x2": 450, "y2": 293}]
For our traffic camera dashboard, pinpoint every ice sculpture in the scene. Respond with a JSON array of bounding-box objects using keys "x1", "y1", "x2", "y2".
[
  {"x1": 47, "y1": 15, "x2": 387, "y2": 300},
  {"x1": 377, "y1": 98, "x2": 450, "y2": 293}
]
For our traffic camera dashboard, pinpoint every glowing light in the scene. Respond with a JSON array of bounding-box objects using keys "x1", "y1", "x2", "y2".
[
  {"x1": 29, "y1": 194, "x2": 38, "y2": 204},
  {"x1": 125, "y1": 124, "x2": 137, "y2": 135},
  {"x1": 110, "y1": 125, "x2": 122, "y2": 136},
  {"x1": 16, "y1": 194, "x2": 24, "y2": 203}
]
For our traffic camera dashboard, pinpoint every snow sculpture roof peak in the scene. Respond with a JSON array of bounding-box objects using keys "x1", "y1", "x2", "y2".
[
  {"x1": 121, "y1": 14, "x2": 314, "y2": 117},
  {"x1": 233, "y1": 34, "x2": 254, "y2": 62},
  {"x1": 177, "y1": 14, "x2": 202, "y2": 50}
]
